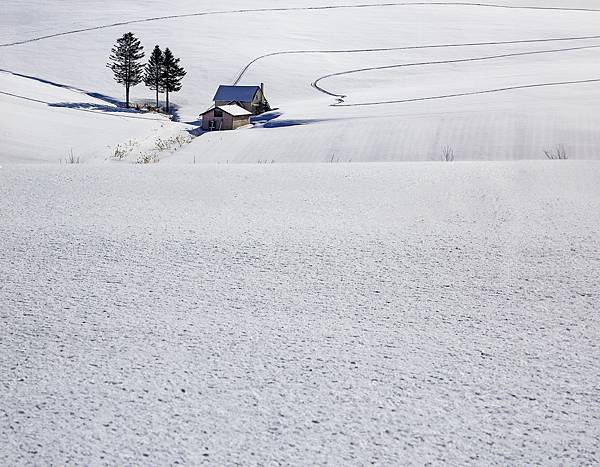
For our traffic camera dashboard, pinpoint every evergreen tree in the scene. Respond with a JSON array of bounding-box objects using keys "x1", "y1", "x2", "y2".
[
  {"x1": 107, "y1": 32, "x2": 145, "y2": 108},
  {"x1": 161, "y1": 48, "x2": 186, "y2": 113},
  {"x1": 144, "y1": 45, "x2": 164, "y2": 110}
]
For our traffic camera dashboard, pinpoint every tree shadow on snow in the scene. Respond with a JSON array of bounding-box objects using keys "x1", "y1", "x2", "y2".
[
  {"x1": 261, "y1": 119, "x2": 325, "y2": 128},
  {"x1": 166, "y1": 103, "x2": 181, "y2": 122},
  {"x1": 184, "y1": 121, "x2": 204, "y2": 137},
  {"x1": 86, "y1": 92, "x2": 123, "y2": 108},
  {"x1": 1, "y1": 68, "x2": 182, "y2": 121},
  {"x1": 249, "y1": 111, "x2": 332, "y2": 128},
  {"x1": 250, "y1": 111, "x2": 282, "y2": 124},
  {"x1": 48, "y1": 102, "x2": 144, "y2": 114}
]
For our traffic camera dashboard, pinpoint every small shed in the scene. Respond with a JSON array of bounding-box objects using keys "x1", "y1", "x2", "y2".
[
  {"x1": 200, "y1": 104, "x2": 252, "y2": 131},
  {"x1": 213, "y1": 83, "x2": 270, "y2": 115}
]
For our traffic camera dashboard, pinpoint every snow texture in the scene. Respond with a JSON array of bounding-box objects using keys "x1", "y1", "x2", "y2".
[
  {"x1": 1, "y1": 162, "x2": 599, "y2": 465},
  {"x1": 216, "y1": 104, "x2": 254, "y2": 117}
]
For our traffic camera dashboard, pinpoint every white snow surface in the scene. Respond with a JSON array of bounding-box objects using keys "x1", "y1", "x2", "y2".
[
  {"x1": 217, "y1": 104, "x2": 253, "y2": 117},
  {"x1": 2, "y1": 0, "x2": 600, "y2": 162},
  {"x1": 1, "y1": 162, "x2": 599, "y2": 464},
  {"x1": 1, "y1": 1, "x2": 599, "y2": 463}
]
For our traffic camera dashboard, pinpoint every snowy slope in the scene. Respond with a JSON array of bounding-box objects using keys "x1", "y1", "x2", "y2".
[
  {"x1": 2, "y1": 1, "x2": 600, "y2": 162},
  {"x1": 1, "y1": 161, "x2": 599, "y2": 464},
  {"x1": 0, "y1": 71, "x2": 182, "y2": 163}
]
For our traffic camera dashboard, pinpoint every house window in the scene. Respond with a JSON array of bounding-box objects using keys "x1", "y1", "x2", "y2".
[{"x1": 214, "y1": 108, "x2": 223, "y2": 117}]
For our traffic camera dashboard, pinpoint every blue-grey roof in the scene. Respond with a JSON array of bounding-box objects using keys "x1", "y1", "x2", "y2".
[{"x1": 213, "y1": 85, "x2": 260, "y2": 103}]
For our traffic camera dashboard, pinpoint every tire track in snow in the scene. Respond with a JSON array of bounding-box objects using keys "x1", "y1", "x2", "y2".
[
  {"x1": 2, "y1": 2, "x2": 600, "y2": 47},
  {"x1": 332, "y1": 78, "x2": 600, "y2": 106},
  {"x1": 0, "y1": 91, "x2": 47, "y2": 105},
  {"x1": 309, "y1": 43, "x2": 600, "y2": 100},
  {"x1": 232, "y1": 35, "x2": 600, "y2": 85},
  {"x1": 1, "y1": 68, "x2": 120, "y2": 105}
]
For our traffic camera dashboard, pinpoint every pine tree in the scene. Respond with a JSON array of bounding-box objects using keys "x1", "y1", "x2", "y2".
[
  {"x1": 107, "y1": 32, "x2": 145, "y2": 108},
  {"x1": 161, "y1": 48, "x2": 186, "y2": 113},
  {"x1": 144, "y1": 45, "x2": 164, "y2": 110}
]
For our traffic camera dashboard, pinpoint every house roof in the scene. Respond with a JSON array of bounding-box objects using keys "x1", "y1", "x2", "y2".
[
  {"x1": 200, "y1": 104, "x2": 252, "y2": 117},
  {"x1": 218, "y1": 104, "x2": 252, "y2": 117},
  {"x1": 213, "y1": 85, "x2": 260, "y2": 103}
]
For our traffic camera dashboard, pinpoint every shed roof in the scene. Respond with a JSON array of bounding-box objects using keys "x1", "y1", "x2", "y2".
[
  {"x1": 218, "y1": 104, "x2": 253, "y2": 117},
  {"x1": 200, "y1": 104, "x2": 252, "y2": 117},
  {"x1": 213, "y1": 85, "x2": 260, "y2": 103}
]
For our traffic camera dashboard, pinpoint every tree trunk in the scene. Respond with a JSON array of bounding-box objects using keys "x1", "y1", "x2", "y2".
[
  {"x1": 166, "y1": 90, "x2": 169, "y2": 113},
  {"x1": 156, "y1": 88, "x2": 159, "y2": 111},
  {"x1": 126, "y1": 55, "x2": 131, "y2": 108}
]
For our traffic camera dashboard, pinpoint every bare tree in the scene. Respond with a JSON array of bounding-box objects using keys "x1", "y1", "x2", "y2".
[{"x1": 543, "y1": 144, "x2": 568, "y2": 160}]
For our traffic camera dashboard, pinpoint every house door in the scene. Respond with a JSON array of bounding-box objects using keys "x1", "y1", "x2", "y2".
[{"x1": 208, "y1": 120, "x2": 216, "y2": 131}]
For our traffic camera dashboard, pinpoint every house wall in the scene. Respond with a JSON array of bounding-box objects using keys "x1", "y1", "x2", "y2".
[
  {"x1": 201, "y1": 109, "x2": 234, "y2": 131},
  {"x1": 251, "y1": 89, "x2": 269, "y2": 114},
  {"x1": 202, "y1": 110, "x2": 249, "y2": 131},
  {"x1": 232, "y1": 116, "x2": 250, "y2": 129}
]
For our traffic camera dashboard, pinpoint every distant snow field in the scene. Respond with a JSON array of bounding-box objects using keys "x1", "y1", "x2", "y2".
[
  {"x1": 1, "y1": 162, "x2": 599, "y2": 464},
  {"x1": 2, "y1": 0, "x2": 600, "y2": 162}
]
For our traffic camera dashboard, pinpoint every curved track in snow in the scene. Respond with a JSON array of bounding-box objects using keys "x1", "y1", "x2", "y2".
[
  {"x1": 233, "y1": 35, "x2": 600, "y2": 85},
  {"x1": 2, "y1": 2, "x2": 600, "y2": 48},
  {"x1": 4, "y1": 2, "x2": 600, "y2": 119},
  {"x1": 310, "y1": 42, "x2": 600, "y2": 100},
  {"x1": 331, "y1": 78, "x2": 600, "y2": 106}
]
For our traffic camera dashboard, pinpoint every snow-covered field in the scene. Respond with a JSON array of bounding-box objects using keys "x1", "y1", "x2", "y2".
[
  {"x1": 1, "y1": 162, "x2": 599, "y2": 464},
  {"x1": 2, "y1": 0, "x2": 600, "y2": 162},
  {"x1": 2, "y1": 1, "x2": 599, "y2": 464}
]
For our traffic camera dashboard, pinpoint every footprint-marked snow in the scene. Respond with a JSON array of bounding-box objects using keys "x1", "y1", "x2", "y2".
[{"x1": 1, "y1": 162, "x2": 599, "y2": 464}]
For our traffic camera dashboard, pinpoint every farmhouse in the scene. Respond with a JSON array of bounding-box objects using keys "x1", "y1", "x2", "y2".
[
  {"x1": 200, "y1": 104, "x2": 252, "y2": 131},
  {"x1": 200, "y1": 83, "x2": 271, "y2": 131}
]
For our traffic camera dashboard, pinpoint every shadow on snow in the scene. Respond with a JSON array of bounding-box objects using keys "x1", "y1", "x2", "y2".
[{"x1": 1, "y1": 68, "x2": 180, "y2": 120}]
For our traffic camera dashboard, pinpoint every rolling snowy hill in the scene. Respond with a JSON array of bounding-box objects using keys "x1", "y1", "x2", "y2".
[{"x1": 2, "y1": 0, "x2": 600, "y2": 162}]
